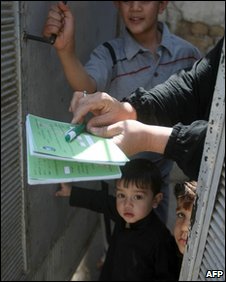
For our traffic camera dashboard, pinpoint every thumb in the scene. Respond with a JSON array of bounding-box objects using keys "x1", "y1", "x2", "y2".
[{"x1": 88, "y1": 122, "x2": 123, "y2": 138}]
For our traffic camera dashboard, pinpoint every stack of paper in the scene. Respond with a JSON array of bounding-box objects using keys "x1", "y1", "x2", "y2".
[{"x1": 26, "y1": 114, "x2": 129, "y2": 184}]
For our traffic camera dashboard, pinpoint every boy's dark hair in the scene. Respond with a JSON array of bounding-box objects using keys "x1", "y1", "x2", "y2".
[
  {"x1": 119, "y1": 158, "x2": 162, "y2": 195},
  {"x1": 174, "y1": 181, "x2": 197, "y2": 210}
]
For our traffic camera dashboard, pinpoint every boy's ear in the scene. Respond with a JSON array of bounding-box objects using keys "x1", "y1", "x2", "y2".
[
  {"x1": 152, "y1": 193, "x2": 163, "y2": 208},
  {"x1": 159, "y1": 1, "x2": 169, "y2": 14}
]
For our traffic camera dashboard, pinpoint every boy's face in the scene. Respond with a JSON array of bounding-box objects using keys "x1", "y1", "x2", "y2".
[
  {"x1": 114, "y1": 1, "x2": 168, "y2": 36},
  {"x1": 173, "y1": 200, "x2": 193, "y2": 254},
  {"x1": 116, "y1": 179, "x2": 162, "y2": 223}
]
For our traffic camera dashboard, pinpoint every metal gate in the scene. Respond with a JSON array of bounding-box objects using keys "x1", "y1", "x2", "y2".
[
  {"x1": 180, "y1": 38, "x2": 225, "y2": 281},
  {"x1": 1, "y1": 1, "x2": 26, "y2": 281}
]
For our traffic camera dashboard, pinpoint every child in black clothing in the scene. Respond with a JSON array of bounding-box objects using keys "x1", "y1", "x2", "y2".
[{"x1": 57, "y1": 159, "x2": 180, "y2": 281}]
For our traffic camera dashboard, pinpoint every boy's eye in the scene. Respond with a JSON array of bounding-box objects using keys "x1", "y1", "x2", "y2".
[
  {"x1": 176, "y1": 212, "x2": 185, "y2": 219},
  {"x1": 116, "y1": 193, "x2": 125, "y2": 199},
  {"x1": 133, "y1": 194, "x2": 144, "y2": 200}
]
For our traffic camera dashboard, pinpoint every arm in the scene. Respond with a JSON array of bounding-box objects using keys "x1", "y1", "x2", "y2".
[
  {"x1": 123, "y1": 37, "x2": 224, "y2": 126},
  {"x1": 69, "y1": 38, "x2": 223, "y2": 179},
  {"x1": 89, "y1": 120, "x2": 172, "y2": 156},
  {"x1": 42, "y1": 1, "x2": 96, "y2": 92},
  {"x1": 69, "y1": 186, "x2": 118, "y2": 221},
  {"x1": 88, "y1": 119, "x2": 207, "y2": 180},
  {"x1": 71, "y1": 38, "x2": 223, "y2": 127}
]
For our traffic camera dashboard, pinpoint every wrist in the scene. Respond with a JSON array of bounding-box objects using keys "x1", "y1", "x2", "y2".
[
  {"x1": 57, "y1": 49, "x2": 77, "y2": 69},
  {"x1": 121, "y1": 102, "x2": 137, "y2": 120},
  {"x1": 142, "y1": 125, "x2": 172, "y2": 154},
  {"x1": 57, "y1": 44, "x2": 75, "y2": 59}
]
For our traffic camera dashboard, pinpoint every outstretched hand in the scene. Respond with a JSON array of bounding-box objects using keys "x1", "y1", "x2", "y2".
[
  {"x1": 88, "y1": 120, "x2": 173, "y2": 157},
  {"x1": 88, "y1": 120, "x2": 150, "y2": 156},
  {"x1": 55, "y1": 183, "x2": 72, "y2": 197}
]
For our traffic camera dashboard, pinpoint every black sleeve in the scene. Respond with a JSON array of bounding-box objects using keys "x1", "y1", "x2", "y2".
[
  {"x1": 164, "y1": 120, "x2": 207, "y2": 180},
  {"x1": 122, "y1": 37, "x2": 223, "y2": 126},
  {"x1": 69, "y1": 186, "x2": 118, "y2": 221},
  {"x1": 122, "y1": 37, "x2": 223, "y2": 179}
]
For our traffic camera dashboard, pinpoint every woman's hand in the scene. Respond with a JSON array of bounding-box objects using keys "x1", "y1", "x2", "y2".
[
  {"x1": 88, "y1": 120, "x2": 172, "y2": 156},
  {"x1": 70, "y1": 91, "x2": 137, "y2": 126}
]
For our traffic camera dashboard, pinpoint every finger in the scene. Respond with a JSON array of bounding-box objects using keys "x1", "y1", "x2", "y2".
[
  {"x1": 87, "y1": 112, "x2": 119, "y2": 129},
  {"x1": 71, "y1": 92, "x2": 112, "y2": 124},
  {"x1": 70, "y1": 91, "x2": 88, "y2": 123},
  {"x1": 55, "y1": 191, "x2": 63, "y2": 197},
  {"x1": 55, "y1": 183, "x2": 71, "y2": 196},
  {"x1": 55, "y1": 188, "x2": 66, "y2": 196},
  {"x1": 48, "y1": 9, "x2": 64, "y2": 21},
  {"x1": 71, "y1": 97, "x2": 97, "y2": 124},
  {"x1": 43, "y1": 10, "x2": 63, "y2": 37},
  {"x1": 70, "y1": 91, "x2": 83, "y2": 112},
  {"x1": 44, "y1": 21, "x2": 62, "y2": 36}
]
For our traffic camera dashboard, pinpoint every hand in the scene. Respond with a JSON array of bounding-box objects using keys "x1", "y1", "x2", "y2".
[
  {"x1": 88, "y1": 120, "x2": 173, "y2": 156},
  {"x1": 42, "y1": 2, "x2": 74, "y2": 52},
  {"x1": 70, "y1": 91, "x2": 137, "y2": 127},
  {"x1": 89, "y1": 120, "x2": 150, "y2": 156},
  {"x1": 55, "y1": 182, "x2": 72, "y2": 197}
]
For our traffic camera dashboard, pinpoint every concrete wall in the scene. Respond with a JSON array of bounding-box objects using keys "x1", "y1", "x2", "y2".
[{"x1": 20, "y1": 1, "x2": 117, "y2": 280}]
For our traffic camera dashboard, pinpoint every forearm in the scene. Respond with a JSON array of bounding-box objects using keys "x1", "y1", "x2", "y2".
[
  {"x1": 124, "y1": 38, "x2": 224, "y2": 126},
  {"x1": 123, "y1": 74, "x2": 196, "y2": 127},
  {"x1": 57, "y1": 50, "x2": 97, "y2": 93},
  {"x1": 144, "y1": 125, "x2": 173, "y2": 154},
  {"x1": 70, "y1": 186, "x2": 108, "y2": 213}
]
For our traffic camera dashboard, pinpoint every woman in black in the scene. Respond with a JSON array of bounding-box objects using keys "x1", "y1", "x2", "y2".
[{"x1": 70, "y1": 37, "x2": 224, "y2": 180}]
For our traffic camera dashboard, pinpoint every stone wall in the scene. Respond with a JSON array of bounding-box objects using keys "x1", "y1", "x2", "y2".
[{"x1": 160, "y1": 1, "x2": 225, "y2": 54}]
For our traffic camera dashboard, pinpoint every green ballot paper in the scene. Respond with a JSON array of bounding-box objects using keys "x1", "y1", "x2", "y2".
[{"x1": 26, "y1": 114, "x2": 129, "y2": 185}]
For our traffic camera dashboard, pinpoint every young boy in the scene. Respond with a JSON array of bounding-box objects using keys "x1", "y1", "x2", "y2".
[
  {"x1": 43, "y1": 0, "x2": 201, "y2": 225},
  {"x1": 173, "y1": 181, "x2": 197, "y2": 255},
  {"x1": 57, "y1": 159, "x2": 180, "y2": 281}
]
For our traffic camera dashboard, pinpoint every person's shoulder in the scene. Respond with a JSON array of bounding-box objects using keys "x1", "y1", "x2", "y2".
[
  {"x1": 100, "y1": 36, "x2": 126, "y2": 62},
  {"x1": 94, "y1": 36, "x2": 122, "y2": 50},
  {"x1": 170, "y1": 33, "x2": 201, "y2": 56},
  {"x1": 161, "y1": 22, "x2": 201, "y2": 58},
  {"x1": 103, "y1": 37, "x2": 125, "y2": 53}
]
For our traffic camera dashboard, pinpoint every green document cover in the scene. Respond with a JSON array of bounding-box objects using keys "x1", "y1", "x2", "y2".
[
  {"x1": 26, "y1": 114, "x2": 128, "y2": 165},
  {"x1": 26, "y1": 114, "x2": 128, "y2": 184}
]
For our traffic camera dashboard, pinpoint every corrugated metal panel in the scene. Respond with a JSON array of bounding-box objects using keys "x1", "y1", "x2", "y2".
[
  {"x1": 198, "y1": 168, "x2": 225, "y2": 281},
  {"x1": 179, "y1": 39, "x2": 225, "y2": 281},
  {"x1": 1, "y1": 1, "x2": 25, "y2": 281}
]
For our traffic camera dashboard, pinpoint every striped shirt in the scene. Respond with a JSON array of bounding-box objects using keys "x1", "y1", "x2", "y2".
[{"x1": 85, "y1": 22, "x2": 201, "y2": 100}]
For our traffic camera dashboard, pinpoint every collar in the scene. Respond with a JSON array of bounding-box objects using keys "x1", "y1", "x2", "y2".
[
  {"x1": 159, "y1": 22, "x2": 174, "y2": 56},
  {"x1": 123, "y1": 22, "x2": 173, "y2": 60}
]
